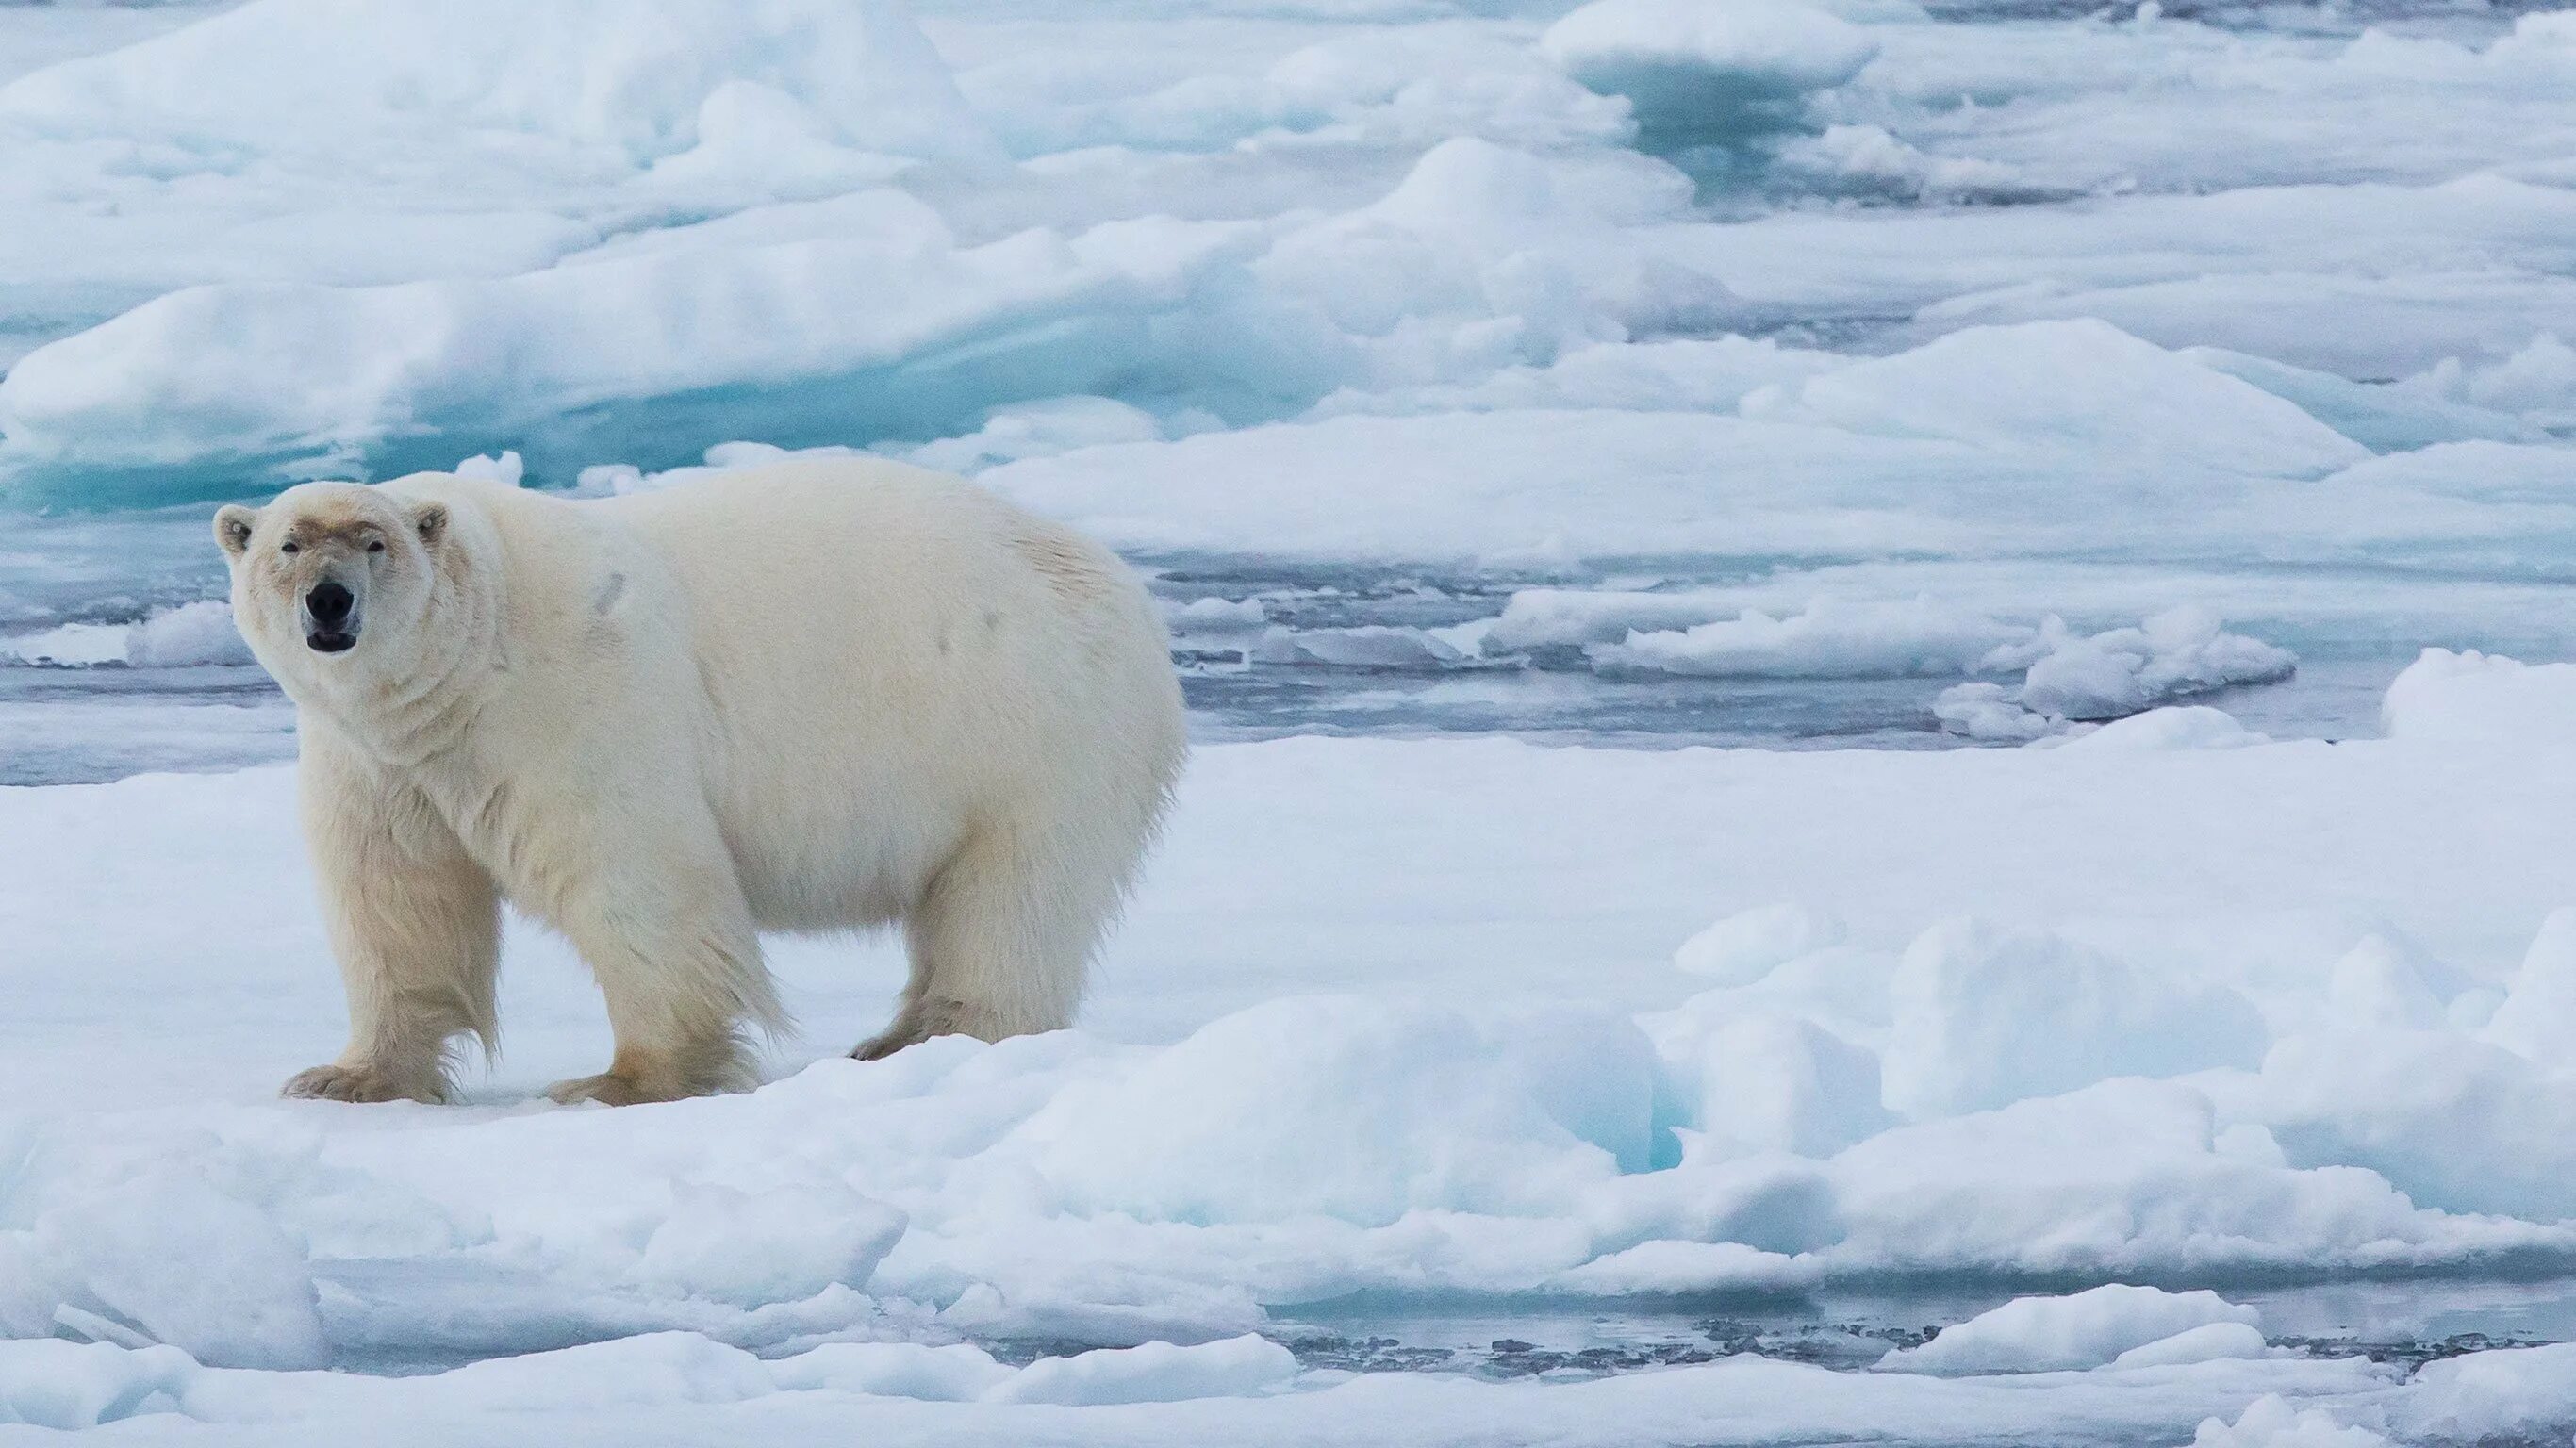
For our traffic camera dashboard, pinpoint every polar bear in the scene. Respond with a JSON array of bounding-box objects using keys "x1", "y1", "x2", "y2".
[{"x1": 215, "y1": 459, "x2": 1186, "y2": 1105}]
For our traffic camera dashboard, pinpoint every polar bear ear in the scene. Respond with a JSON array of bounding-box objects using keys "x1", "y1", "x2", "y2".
[
  {"x1": 411, "y1": 501, "x2": 450, "y2": 548},
  {"x1": 214, "y1": 504, "x2": 259, "y2": 558}
]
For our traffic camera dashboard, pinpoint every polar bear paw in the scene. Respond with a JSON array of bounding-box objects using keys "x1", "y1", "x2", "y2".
[
  {"x1": 282, "y1": 1061, "x2": 443, "y2": 1104},
  {"x1": 544, "y1": 1071, "x2": 685, "y2": 1107},
  {"x1": 853, "y1": 996, "x2": 1011, "y2": 1061}
]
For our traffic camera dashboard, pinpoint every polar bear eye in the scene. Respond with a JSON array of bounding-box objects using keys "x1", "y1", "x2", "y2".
[
  {"x1": 280, "y1": 541, "x2": 300, "y2": 555},
  {"x1": 367, "y1": 539, "x2": 385, "y2": 554}
]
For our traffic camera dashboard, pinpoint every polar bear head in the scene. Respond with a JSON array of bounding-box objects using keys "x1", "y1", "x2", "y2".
[{"x1": 214, "y1": 481, "x2": 456, "y2": 691}]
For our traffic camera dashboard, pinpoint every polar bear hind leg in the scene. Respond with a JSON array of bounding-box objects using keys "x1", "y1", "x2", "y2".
[{"x1": 855, "y1": 818, "x2": 1132, "y2": 1061}]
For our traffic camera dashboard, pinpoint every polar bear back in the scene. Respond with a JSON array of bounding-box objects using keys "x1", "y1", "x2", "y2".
[{"x1": 485, "y1": 458, "x2": 1183, "y2": 934}]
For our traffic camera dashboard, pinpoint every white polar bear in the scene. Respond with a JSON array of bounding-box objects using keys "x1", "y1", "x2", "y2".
[{"x1": 215, "y1": 459, "x2": 1186, "y2": 1105}]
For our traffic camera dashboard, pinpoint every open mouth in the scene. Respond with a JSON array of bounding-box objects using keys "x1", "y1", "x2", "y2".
[{"x1": 306, "y1": 631, "x2": 357, "y2": 653}]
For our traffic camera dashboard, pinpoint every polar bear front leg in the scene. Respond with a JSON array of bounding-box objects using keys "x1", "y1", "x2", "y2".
[
  {"x1": 540, "y1": 831, "x2": 784, "y2": 1106},
  {"x1": 287, "y1": 742, "x2": 501, "y2": 1104}
]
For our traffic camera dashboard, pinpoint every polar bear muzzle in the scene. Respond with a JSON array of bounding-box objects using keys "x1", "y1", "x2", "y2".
[{"x1": 304, "y1": 577, "x2": 360, "y2": 653}]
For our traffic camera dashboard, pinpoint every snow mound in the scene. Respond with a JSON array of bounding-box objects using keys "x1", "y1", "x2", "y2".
[
  {"x1": 1882, "y1": 920, "x2": 2269, "y2": 1119},
  {"x1": 997, "y1": 996, "x2": 1649, "y2": 1226},
  {"x1": 0, "y1": 0, "x2": 991, "y2": 167},
  {"x1": 2194, "y1": 1395, "x2": 2395, "y2": 1448},
  {"x1": 2382, "y1": 648, "x2": 2576, "y2": 745},
  {"x1": 1741, "y1": 320, "x2": 2368, "y2": 481},
  {"x1": 2052, "y1": 706, "x2": 2270, "y2": 753},
  {"x1": 986, "y1": 1336, "x2": 1297, "y2": 1406},
  {"x1": 1543, "y1": 0, "x2": 1877, "y2": 139},
  {"x1": 1882, "y1": 1285, "x2": 2262, "y2": 1374}
]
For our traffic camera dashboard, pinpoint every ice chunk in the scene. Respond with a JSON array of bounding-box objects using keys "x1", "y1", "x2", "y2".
[
  {"x1": 2403, "y1": 333, "x2": 2576, "y2": 432},
  {"x1": 1313, "y1": 337, "x2": 1850, "y2": 421},
  {"x1": 1654, "y1": 1008, "x2": 1891, "y2": 1159},
  {"x1": 450, "y1": 451, "x2": 523, "y2": 487},
  {"x1": 2111, "y1": 1321, "x2": 2272, "y2": 1370},
  {"x1": 766, "y1": 1341, "x2": 1013, "y2": 1402},
  {"x1": 2016, "y1": 607, "x2": 2296, "y2": 721},
  {"x1": 1881, "y1": 920, "x2": 2269, "y2": 1119},
  {"x1": 125, "y1": 601, "x2": 255, "y2": 669},
  {"x1": 0, "y1": 602, "x2": 254, "y2": 669},
  {"x1": 0, "y1": 1340, "x2": 199, "y2": 1431},
  {"x1": 901, "y1": 398, "x2": 1164, "y2": 475},
  {"x1": 1485, "y1": 587, "x2": 1743, "y2": 658},
  {"x1": 1929, "y1": 682, "x2": 2056, "y2": 743},
  {"x1": 1742, "y1": 320, "x2": 2367, "y2": 481},
  {"x1": 2194, "y1": 1396, "x2": 2396, "y2": 1448},
  {"x1": 2051, "y1": 706, "x2": 2269, "y2": 752},
  {"x1": 1588, "y1": 599, "x2": 2026, "y2": 679},
  {"x1": 985, "y1": 1335, "x2": 1297, "y2": 1406},
  {"x1": 1674, "y1": 903, "x2": 1847, "y2": 985},
  {"x1": 1249, "y1": 624, "x2": 1467, "y2": 670},
  {"x1": 0, "y1": 620, "x2": 126, "y2": 666},
  {"x1": 1771, "y1": 124, "x2": 2059, "y2": 206},
  {"x1": 3, "y1": 1173, "x2": 328, "y2": 1372},
  {"x1": 1164, "y1": 596, "x2": 1269, "y2": 634},
  {"x1": 1543, "y1": 0, "x2": 1877, "y2": 140},
  {"x1": 2485, "y1": 908, "x2": 2576, "y2": 1061},
  {"x1": 2382, "y1": 648, "x2": 2576, "y2": 745},
  {"x1": 2393, "y1": 1342, "x2": 2576, "y2": 1444},
  {"x1": 0, "y1": 210, "x2": 1254, "y2": 496},
  {"x1": 0, "y1": 0, "x2": 993, "y2": 167},
  {"x1": 2324, "y1": 935, "x2": 2448, "y2": 1031},
  {"x1": 1256, "y1": 137, "x2": 1734, "y2": 371},
  {"x1": 1941, "y1": 609, "x2": 2295, "y2": 736},
  {"x1": 630, "y1": 1181, "x2": 904, "y2": 1307},
  {"x1": 2198, "y1": 348, "x2": 2535, "y2": 453},
  {"x1": 2258, "y1": 1029, "x2": 2576, "y2": 1220},
  {"x1": 1880, "y1": 1284, "x2": 2260, "y2": 1374}
]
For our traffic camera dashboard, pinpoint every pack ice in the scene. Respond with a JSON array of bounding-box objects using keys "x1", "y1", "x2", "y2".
[{"x1": 2, "y1": 0, "x2": 2576, "y2": 1440}]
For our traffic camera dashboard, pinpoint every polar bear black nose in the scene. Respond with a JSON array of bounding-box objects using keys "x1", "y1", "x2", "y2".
[{"x1": 307, "y1": 580, "x2": 354, "y2": 627}]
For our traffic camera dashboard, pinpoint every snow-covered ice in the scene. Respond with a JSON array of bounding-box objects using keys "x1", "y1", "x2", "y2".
[{"x1": 8, "y1": 659, "x2": 2576, "y2": 1438}]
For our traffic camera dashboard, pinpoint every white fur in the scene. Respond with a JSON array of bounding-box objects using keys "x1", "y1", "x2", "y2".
[{"x1": 217, "y1": 459, "x2": 1185, "y2": 1105}]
